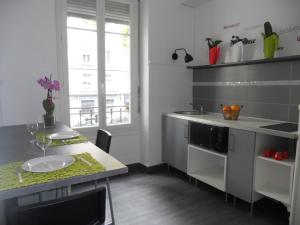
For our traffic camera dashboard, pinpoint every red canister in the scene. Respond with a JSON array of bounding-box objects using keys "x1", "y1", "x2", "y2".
[{"x1": 209, "y1": 46, "x2": 220, "y2": 65}]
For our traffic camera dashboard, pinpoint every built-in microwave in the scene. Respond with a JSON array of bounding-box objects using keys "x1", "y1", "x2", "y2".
[{"x1": 190, "y1": 122, "x2": 229, "y2": 153}]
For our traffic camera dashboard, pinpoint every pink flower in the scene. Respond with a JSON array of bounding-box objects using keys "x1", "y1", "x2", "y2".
[
  {"x1": 37, "y1": 75, "x2": 61, "y2": 98},
  {"x1": 53, "y1": 80, "x2": 60, "y2": 91}
]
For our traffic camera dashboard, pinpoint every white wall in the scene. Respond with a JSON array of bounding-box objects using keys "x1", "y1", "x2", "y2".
[
  {"x1": 194, "y1": 0, "x2": 300, "y2": 64},
  {"x1": 140, "y1": 0, "x2": 194, "y2": 166},
  {"x1": 0, "y1": 0, "x2": 59, "y2": 125}
]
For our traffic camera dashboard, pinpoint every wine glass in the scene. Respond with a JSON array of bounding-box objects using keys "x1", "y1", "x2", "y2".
[
  {"x1": 26, "y1": 123, "x2": 39, "y2": 144},
  {"x1": 36, "y1": 136, "x2": 52, "y2": 157}
]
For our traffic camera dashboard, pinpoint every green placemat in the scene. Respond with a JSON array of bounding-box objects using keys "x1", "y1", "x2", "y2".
[
  {"x1": 0, "y1": 153, "x2": 106, "y2": 192},
  {"x1": 36, "y1": 132, "x2": 88, "y2": 147}
]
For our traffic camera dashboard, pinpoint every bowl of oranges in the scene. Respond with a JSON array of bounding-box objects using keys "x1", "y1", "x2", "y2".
[{"x1": 221, "y1": 104, "x2": 243, "y2": 120}]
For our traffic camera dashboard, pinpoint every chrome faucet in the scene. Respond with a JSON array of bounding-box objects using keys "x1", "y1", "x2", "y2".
[{"x1": 189, "y1": 103, "x2": 204, "y2": 114}]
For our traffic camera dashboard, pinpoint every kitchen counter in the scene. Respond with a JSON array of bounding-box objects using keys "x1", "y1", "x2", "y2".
[{"x1": 165, "y1": 112, "x2": 298, "y2": 139}]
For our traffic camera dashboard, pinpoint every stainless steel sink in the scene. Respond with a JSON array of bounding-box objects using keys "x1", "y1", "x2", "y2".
[{"x1": 174, "y1": 111, "x2": 205, "y2": 115}]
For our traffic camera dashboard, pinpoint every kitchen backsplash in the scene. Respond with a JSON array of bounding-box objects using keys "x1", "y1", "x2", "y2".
[{"x1": 193, "y1": 61, "x2": 300, "y2": 122}]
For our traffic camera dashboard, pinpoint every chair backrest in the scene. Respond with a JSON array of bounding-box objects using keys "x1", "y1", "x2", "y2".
[
  {"x1": 95, "y1": 129, "x2": 112, "y2": 153},
  {"x1": 8, "y1": 188, "x2": 106, "y2": 225}
]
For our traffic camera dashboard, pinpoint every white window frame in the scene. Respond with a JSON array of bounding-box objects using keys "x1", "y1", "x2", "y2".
[{"x1": 55, "y1": 0, "x2": 139, "y2": 135}]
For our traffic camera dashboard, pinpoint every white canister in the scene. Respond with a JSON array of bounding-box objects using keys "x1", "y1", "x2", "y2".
[{"x1": 230, "y1": 41, "x2": 243, "y2": 63}]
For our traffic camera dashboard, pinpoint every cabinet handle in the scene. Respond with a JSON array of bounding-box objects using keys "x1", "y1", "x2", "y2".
[
  {"x1": 184, "y1": 124, "x2": 189, "y2": 139},
  {"x1": 209, "y1": 127, "x2": 215, "y2": 148},
  {"x1": 229, "y1": 133, "x2": 235, "y2": 152}
]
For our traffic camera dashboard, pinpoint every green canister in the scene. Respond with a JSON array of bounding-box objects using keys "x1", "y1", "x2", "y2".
[{"x1": 263, "y1": 34, "x2": 279, "y2": 59}]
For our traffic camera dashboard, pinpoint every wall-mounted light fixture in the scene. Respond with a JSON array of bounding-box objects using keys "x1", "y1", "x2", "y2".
[{"x1": 172, "y1": 48, "x2": 194, "y2": 63}]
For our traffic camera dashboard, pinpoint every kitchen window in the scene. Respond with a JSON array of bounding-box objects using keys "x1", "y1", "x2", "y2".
[{"x1": 57, "y1": 0, "x2": 138, "y2": 131}]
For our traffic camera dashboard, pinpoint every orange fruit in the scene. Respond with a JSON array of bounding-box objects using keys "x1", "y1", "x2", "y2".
[
  {"x1": 231, "y1": 104, "x2": 241, "y2": 111},
  {"x1": 223, "y1": 105, "x2": 231, "y2": 112}
]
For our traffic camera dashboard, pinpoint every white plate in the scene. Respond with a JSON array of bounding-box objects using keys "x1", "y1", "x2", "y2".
[
  {"x1": 47, "y1": 131, "x2": 80, "y2": 140},
  {"x1": 22, "y1": 155, "x2": 75, "y2": 173}
]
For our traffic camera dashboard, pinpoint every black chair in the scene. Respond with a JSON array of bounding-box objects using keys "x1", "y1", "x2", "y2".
[
  {"x1": 95, "y1": 129, "x2": 112, "y2": 153},
  {"x1": 7, "y1": 188, "x2": 106, "y2": 225},
  {"x1": 95, "y1": 129, "x2": 115, "y2": 225}
]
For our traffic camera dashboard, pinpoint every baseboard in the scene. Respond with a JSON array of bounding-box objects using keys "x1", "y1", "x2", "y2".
[
  {"x1": 126, "y1": 163, "x2": 145, "y2": 173},
  {"x1": 127, "y1": 163, "x2": 167, "y2": 174}
]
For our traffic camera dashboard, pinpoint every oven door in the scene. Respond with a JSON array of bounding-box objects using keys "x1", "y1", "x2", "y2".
[{"x1": 190, "y1": 123, "x2": 215, "y2": 149}]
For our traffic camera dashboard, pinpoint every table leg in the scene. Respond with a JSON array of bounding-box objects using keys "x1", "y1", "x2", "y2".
[
  {"x1": 106, "y1": 177, "x2": 115, "y2": 225},
  {"x1": 67, "y1": 186, "x2": 71, "y2": 196},
  {"x1": 56, "y1": 188, "x2": 59, "y2": 199}
]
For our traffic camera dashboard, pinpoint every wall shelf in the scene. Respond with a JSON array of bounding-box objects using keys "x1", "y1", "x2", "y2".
[{"x1": 187, "y1": 55, "x2": 300, "y2": 70}]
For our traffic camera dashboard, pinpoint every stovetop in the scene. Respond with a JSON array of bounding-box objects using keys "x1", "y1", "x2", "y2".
[{"x1": 261, "y1": 123, "x2": 298, "y2": 133}]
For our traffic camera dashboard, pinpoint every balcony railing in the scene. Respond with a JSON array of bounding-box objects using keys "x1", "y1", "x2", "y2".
[
  {"x1": 69, "y1": 105, "x2": 130, "y2": 128},
  {"x1": 106, "y1": 105, "x2": 130, "y2": 125},
  {"x1": 70, "y1": 107, "x2": 99, "y2": 128}
]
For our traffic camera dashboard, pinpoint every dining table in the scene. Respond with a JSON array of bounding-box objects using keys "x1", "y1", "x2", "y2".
[{"x1": 0, "y1": 122, "x2": 128, "y2": 225}]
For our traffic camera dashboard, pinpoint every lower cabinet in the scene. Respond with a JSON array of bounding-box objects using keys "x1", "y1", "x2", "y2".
[
  {"x1": 162, "y1": 115, "x2": 189, "y2": 172},
  {"x1": 227, "y1": 128, "x2": 256, "y2": 203},
  {"x1": 188, "y1": 144, "x2": 227, "y2": 192},
  {"x1": 253, "y1": 133, "x2": 296, "y2": 208}
]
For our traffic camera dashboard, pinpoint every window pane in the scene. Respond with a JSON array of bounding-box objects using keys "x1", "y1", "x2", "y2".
[
  {"x1": 105, "y1": 22, "x2": 130, "y2": 34},
  {"x1": 67, "y1": 16, "x2": 97, "y2": 31},
  {"x1": 67, "y1": 16, "x2": 99, "y2": 128},
  {"x1": 105, "y1": 21, "x2": 131, "y2": 126}
]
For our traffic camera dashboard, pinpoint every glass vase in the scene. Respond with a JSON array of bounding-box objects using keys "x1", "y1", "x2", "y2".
[{"x1": 43, "y1": 114, "x2": 55, "y2": 129}]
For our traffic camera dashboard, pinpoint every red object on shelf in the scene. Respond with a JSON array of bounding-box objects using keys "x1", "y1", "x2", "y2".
[
  {"x1": 270, "y1": 149, "x2": 276, "y2": 158},
  {"x1": 209, "y1": 46, "x2": 220, "y2": 65},
  {"x1": 283, "y1": 150, "x2": 289, "y2": 159},
  {"x1": 263, "y1": 149, "x2": 276, "y2": 158},
  {"x1": 274, "y1": 152, "x2": 284, "y2": 161},
  {"x1": 263, "y1": 150, "x2": 272, "y2": 158}
]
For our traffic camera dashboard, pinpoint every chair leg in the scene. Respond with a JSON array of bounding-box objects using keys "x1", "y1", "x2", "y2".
[
  {"x1": 106, "y1": 177, "x2": 115, "y2": 225},
  {"x1": 233, "y1": 197, "x2": 237, "y2": 207},
  {"x1": 250, "y1": 202, "x2": 254, "y2": 215}
]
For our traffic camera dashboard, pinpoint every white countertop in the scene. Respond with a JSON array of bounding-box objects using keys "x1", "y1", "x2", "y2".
[{"x1": 165, "y1": 112, "x2": 298, "y2": 139}]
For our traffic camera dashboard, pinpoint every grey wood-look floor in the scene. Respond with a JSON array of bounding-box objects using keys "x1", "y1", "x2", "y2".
[{"x1": 108, "y1": 171, "x2": 289, "y2": 225}]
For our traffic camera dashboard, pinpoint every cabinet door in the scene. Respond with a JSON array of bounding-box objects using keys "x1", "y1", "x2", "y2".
[
  {"x1": 227, "y1": 128, "x2": 256, "y2": 202},
  {"x1": 162, "y1": 116, "x2": 188, "y2": 172}
]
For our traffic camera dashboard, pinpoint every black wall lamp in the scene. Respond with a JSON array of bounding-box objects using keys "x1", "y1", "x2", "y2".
[{"x1": 172, "y1": 48, "x2": 194, "y2": 63}]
